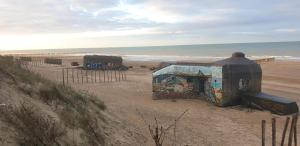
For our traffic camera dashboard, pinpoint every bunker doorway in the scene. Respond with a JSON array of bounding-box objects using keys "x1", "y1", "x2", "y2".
[
  {"x1": 197, "y1": 77, "x2": 208, "y2": 96},
  {"x1": 187, "y1": 76, "x2": 208, "y2": 96}
]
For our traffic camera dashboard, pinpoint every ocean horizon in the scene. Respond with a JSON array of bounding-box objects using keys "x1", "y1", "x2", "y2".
[{"x1": 2, "y1": 41, "x2": 300, "y2": 61}]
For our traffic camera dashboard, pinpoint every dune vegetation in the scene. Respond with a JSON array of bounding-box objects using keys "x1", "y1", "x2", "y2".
[{"x1": 0, "y1": 56, "x2": 109, "y2": 146}]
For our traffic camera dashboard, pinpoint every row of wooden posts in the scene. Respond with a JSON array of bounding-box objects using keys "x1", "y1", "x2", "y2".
[
  {"x1": 19, "y1": 60, "x2": 61, "y2": 67},
  {"x1": 62, "y1": 68, "x2": 127, "y2": 85},
  {"x1": 262, "y1": 115, "x2": 298, "y2": 146}
]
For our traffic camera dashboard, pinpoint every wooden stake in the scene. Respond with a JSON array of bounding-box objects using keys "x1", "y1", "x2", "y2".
[
  {"x1": 110, "y1": 70, "x2": 113, "y2": 82},
  {"x1": 66, "y1": 68, "x2": 69, "y2": 83},
  {"x1": 77, "y1": 69, "x2": 79, "y2": 83},
  {"x1": 272, "y1": 118, "x2": 276, "y2": 146},
  {"x1": 107, "y1": 69, "x2": 109, "y2": 82},
  {"x1": 294, "y1": 115, "x2": 298, "y2": 146},
  {"x1": 288, "y1": 116, "x2": 296, "y2": 146},
  {"x1": 72, "y1": 68, "x2": 74, "y2": 83},
  {"x1": 124, "y1": 71, "x2": 127, "y2": 80},
  {"x1": 281, "y1": 117, "x2": 290, "y2": 146},
  {"x1": 98, "y1": 70, "x2": 101, "y2": 82},
  {"x1": 86, "y1": 70, "x2": 88, "y2": 83},
  {"x1": 107, "y1": 70, "x2": 109, "y2": 82},
  {"x1": 94, "y1": 70, "x2": 97, "y2": 83},
  {"x1": 118, "y1": 70, "x2": 121, "y2": 81},
  {"x1": 114, "y1": 70, "x2": 117, "y2": 81},
  {"x1": 81, "y1": 69, "x2": 83, "y2": 84},
  {"x1": 91, "y1": 70, "x2": 93, "y2": 83},
  {"x1": 262, "y1": 120, "x2": 266, "y2": 146},
  {"x1": 62, "y1": 68, "x2": 65, "y2": 86},
  {"x1": 103, "y1": 70, "x2": 106, "y2": 82}
]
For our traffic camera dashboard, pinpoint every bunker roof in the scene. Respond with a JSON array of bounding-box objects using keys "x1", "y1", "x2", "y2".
[
  {"x1": 153, "y1": 65, "x2": 216, "y2": 77},
  {"x1": 83, "y1": 55, "x2": 122, "y2": 63},
  {"x1": 214, "y1": 52, "x2": 257, "y2": 65}
]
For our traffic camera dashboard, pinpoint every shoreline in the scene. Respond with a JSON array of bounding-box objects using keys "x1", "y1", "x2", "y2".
[{"x1": 3, "y1": 52, "x2": 300, "y2": 62}]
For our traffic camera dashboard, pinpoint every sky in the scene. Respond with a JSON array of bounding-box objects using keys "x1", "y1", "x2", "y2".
[{"x1": 0, "y1": 0, "x2": 300, "y2": 50}]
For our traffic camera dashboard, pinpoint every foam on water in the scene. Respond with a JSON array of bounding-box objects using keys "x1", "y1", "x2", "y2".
[{"x1": 65, "y1": 53, "x2": 300, "y2": 61}]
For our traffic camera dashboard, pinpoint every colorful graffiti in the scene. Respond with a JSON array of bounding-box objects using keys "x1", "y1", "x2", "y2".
[
  {"x1": 85, "y1": 63, "x2": 103, "y2": 69},
  {"x1": 152, "y1": 65, "x2": 223, "y2": 102},
  {"x1": 205, "y1": 66, "x2": 223, "y2": 103}
]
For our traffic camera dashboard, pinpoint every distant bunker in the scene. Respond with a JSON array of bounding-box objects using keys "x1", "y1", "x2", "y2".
[
  {"x1": 44, "y1": 58, "x2": 62, "y2": 65},
  {"x1": 83, "y1": 55, "x2": 122, "y2": 70},
  {"x1": 152, "y1": 52, "x2": 298, "y2": 115}
]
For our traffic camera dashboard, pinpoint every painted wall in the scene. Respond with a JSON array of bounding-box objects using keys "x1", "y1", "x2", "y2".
[
  {"x1": 85, "y1": 63, "x2": 103, "y2": 69},
  {"x1": 152, "y1": 65, "x2": 223, "y2": 102},
  {"x1": 153, "y1": 75, "x2": 205, "y2": 98},
  {"x1": 208, "y1": 66, "x2": 223, "y2": 104}
]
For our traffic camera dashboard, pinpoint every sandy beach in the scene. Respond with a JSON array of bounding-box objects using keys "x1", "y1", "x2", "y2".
[{"x1": 25, "y1": 56, "x2": 300, "y2": 146}]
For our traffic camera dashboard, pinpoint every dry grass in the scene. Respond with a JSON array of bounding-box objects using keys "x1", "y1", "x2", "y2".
[
  {"x1": 0, "y1": 55, "x2": 108, "y2": 146},
  {"x1": 0, "y1": 102, "x2": 66, "y2": 146}
]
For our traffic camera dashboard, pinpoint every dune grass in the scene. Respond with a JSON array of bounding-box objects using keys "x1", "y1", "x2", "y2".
[{"x1": 0, "y1": 56, "x2": 107, "y2": 146}]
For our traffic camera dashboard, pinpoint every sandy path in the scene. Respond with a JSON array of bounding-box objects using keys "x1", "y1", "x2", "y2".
[{"x1": 29, "y1": 60, "x2": 300, "y2": 146}]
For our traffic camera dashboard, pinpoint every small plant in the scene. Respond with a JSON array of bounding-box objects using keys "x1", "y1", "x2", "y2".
[{"x1": 137, "y1": 109, "x2": 188, "y2": 146}]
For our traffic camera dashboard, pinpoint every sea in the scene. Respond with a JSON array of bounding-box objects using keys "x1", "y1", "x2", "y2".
[{"x1": 2, "y1": 41, "x2": 300, "y2": 62}]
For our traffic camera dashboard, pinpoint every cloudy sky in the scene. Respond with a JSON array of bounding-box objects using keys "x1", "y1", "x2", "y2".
[{"x1": 0, "y1": 0, "x2": 300, "y2": 50}]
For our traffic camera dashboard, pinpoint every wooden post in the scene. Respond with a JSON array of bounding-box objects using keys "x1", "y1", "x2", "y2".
[
  {"x1": 294, "y1": 115, "x2": 298, "y2": 146},
  {"x1": 281, "y1": 117, "x2": 290, "y2": 146},
  {"x1": 118, "y1": 70, "x2": 121, "y2": 81},
  {"x1": 107, "y1": 69, "x2": 109, "y2": 82},
  {"x1": 114, "y1": 70, "x2": 117, "y2": 81},
  {"x1": 124, "y1": 71, "x2": 127, "y2": 80},
  {"x1": 262, "y1": 120, "x2": 266, "y2": 146},
  {"x1": 98, "y1": 70, "x2": 101, "y2": 82},
  {"x1": 62, "y1": 68, "x2": 65, "y2": 86},
  {"x1": 110, "y1": 70, "x2": 113, "y2": 82},
  {"x1": 94, "y1": 70, "x2": 97, "y2": 83},
  {"x1": 106, "y1": 68, "x2": 110, "y2": 82},
  {"x1": 77, "y1": 69, "x2": 79, "y2": 83},
  {"x1": 86, "y1": 70, "x2": 88, "y2": 83},
  {"x1": 103, "y1": 70, "x2": 106, "y2": 82},
  {"x1": 288, "y1": 116, "x2": 296, "y2": 146},
  {"x1": 72, "y1": 68, "x2": 74, "y2": 83},
  {"x1": 272, "y1": 118, "x2": 276, "y2": 146},
  {"x1": 81, "y1": 69, "x2": 83, "y2": 84},
  {"x1": 66, "y1": 68, "x2": 69, "y2": 83},
  {"x1": 91, "y1": 70, "x2": 93, "y2": 83}
]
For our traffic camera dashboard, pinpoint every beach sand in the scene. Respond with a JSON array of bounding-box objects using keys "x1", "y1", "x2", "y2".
[{"x1": 27, "y1": 57, "x2": 300, "y2": 146}]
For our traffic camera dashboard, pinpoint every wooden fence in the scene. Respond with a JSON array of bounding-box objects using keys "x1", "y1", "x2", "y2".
[
  {"x1": 18, "y1": 59, "x2": 61, "y2": 67},
  {"x1": 62, "y1": 68, "x2": 127, "y2": 85},
  {"x1": 262, "y1": 115, "x2": 298, "y2": 146}
]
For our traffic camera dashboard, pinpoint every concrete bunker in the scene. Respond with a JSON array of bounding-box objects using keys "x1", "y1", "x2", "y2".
[
  {"x1": 83, "y1": 55, "x2": 122, "y2": 70},
  {"x1": 152, "y1": 52, "x2": 298, "y2": 115}
]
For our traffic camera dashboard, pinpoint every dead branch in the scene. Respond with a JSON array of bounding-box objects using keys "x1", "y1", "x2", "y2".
[{"x1": 137, "y1": 109, "x2": 189, "y2": 146}]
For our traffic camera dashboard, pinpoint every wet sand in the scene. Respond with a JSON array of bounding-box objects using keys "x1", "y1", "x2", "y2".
[{"x1": 27, "y1": 57, "x2": 300, "y2": 146}]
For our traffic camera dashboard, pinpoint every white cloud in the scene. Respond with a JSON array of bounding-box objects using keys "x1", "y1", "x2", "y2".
[
  {"x1": 231, "y1": 31, "x2": 264, "y2": 35},
  {"x1": 112, "y1": 1, "x2": 182, "y2": 23},
  {"x1": 275, "y1": 28, "x2": 299, "y2": 32},
  {"x1": 0, "y1": 0, "x2": 300, "y2": 50}
]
